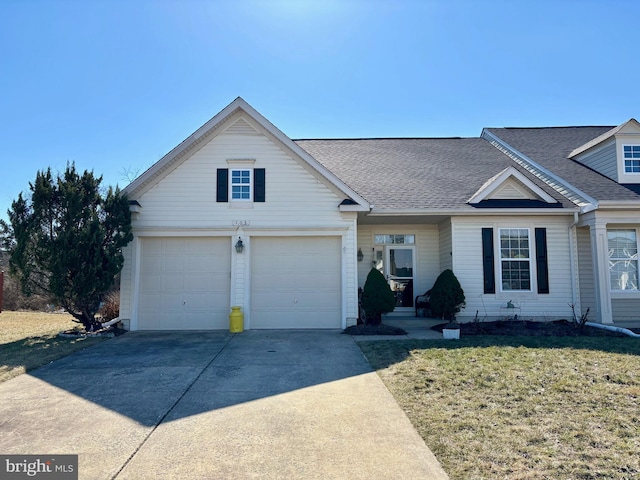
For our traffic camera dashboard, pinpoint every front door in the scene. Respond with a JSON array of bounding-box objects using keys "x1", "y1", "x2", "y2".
[{"x1": 375, "y1": 246, "x2": 415, "y2": 309}]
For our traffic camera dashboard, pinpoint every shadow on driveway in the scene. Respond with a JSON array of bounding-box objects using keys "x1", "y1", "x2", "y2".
[
  {"x1": 25, "y1": 330, "x2": 370, "y2": 426},
  {"x1": 0, "y1": 330, "x2": 449, "y2": 479}
]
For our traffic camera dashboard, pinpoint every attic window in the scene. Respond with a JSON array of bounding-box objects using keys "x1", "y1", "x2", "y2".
[
  {"x1": 623, "y1": 145, "x2": 640, "y2": 173},
  {"x1": 231, "y1": 169, "x2": 252, "y2": 200}
]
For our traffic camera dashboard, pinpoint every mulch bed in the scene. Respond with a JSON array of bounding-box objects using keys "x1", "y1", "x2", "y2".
[
  {"x1": 59, "y1": 325, "x2": 127, "y2": 338},
  {"x1": 344, "y1": 324, "x2": 408, "y2": 336},
  {"x1": 432, "y1": 319, "x2": 640, "y2": 337}
]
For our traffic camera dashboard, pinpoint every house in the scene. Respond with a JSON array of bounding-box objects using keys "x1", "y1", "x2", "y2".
[{"x1": 118, "y1": 97, "x2": 640, "y2": 330}]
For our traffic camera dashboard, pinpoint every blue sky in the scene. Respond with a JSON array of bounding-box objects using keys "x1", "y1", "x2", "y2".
[{"x1": 1, "y1": 0, "x2": 639, "y2": 222}]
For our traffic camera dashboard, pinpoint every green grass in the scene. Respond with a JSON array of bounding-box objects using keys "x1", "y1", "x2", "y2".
[
  {"x1": 359, "y1": 337, "x2": 640, "y2": 480},
  {"x1": 0, "y1": 311, "x2": 107, "y2": 383}
]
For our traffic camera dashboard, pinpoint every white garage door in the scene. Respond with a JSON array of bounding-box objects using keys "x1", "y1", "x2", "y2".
[
  {"x1": 138, "y1": 237, "x2": 230, "y2": 330},
  {"x1": 251, "y1": 236, "x2": 341, "y2": 329}
]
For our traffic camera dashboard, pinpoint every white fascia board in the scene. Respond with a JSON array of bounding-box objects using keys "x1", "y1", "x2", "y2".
[
  {"x1": 596, "y1": 200, "x2": 640, "y2": 210},
  {"x1": 569, "y1": 118, "x2": 640, "y2": 158},
  {"x1": 339, "y1": 204, "x2": 369, "y2": 212},
  {"x1": 482, "y1": 129, "x2": 598, "y2": 209},
  {"x1": 367, "y1": 208, "x2": 576, "y2": 217},
  {"x1": 568, "y1": 125, "x2": 621, "y2": 158},
  {"x1": 123, "y1": 97, "x2": 370, "y2": 211},
  {"x1": 467, "y1": 166, "x2": 557, "y2": 204},
  {"x1": 226, "y1": 99, "x2": 370, "y2": 211},
  {"x1": 123, "y1": 100, "x2": 243, "y2": 197}
]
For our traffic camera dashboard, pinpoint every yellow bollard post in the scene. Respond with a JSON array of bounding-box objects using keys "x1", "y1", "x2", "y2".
[{"x1": 229, "y1": 306, "x2": 244, "y2": 333}]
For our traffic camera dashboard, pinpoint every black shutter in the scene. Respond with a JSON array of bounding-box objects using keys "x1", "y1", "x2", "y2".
[
  {"x1": 216, "y1": 169, "x2": 228, "y2": 202},
  {"x1": 535, "y1": 228, "x2": 549, "y2": 294},
  {"x1": 254, "y1": 168, "x2": 265, "y2": 202},
  {"x1": 482, "y1": 228, "x2": 495, "y2": 294}
]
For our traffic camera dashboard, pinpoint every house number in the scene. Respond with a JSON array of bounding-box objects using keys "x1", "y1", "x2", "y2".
[{"x1": 232, "y1": 220, "x2": 250, "y2": 226}]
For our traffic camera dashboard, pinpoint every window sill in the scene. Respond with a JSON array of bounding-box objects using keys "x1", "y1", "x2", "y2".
[
  {"x1": 229, "y1": 201, "x2": 254, "y2": 209},
  {"x1": 495, "y1": 291, "x2": 538, "y2": 301},
  {"x1": 611, "y1": 291, "x2": 640, "y2": 299}
]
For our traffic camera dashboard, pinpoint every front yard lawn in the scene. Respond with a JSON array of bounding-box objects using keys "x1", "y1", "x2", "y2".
[
  {"x1": 0, "y1": 311, "x2": 106, "y2": 384},
  {"x1": 359, "y1": 336, "x2": 640, "y2": 479}
]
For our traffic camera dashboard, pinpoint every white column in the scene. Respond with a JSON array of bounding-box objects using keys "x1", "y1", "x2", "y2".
[
  {"x1": 590, "y1": 222, "x2": 613, "y2": 324},
  {"x1": 230, "y1": 230, "x2": 248, "y2": 327},
  {"x1": 130, "y1": 236, "x2": 142, "y2": 331}
]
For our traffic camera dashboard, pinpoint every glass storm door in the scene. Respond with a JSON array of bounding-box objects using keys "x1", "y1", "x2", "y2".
[{"x1": 385, "y1": 246, "x2": 415, "y2": 308}]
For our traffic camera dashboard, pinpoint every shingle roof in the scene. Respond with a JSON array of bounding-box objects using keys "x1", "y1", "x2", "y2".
[
  {"x1": 294, "y1": 138, "x2": 572, "y2": 211},
  {"x1": 485, "y1": 127, "x2": 640, "y2": 202}
]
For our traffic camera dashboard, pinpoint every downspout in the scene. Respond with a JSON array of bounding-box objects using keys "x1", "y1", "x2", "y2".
[
  {"x1": 585, "y1": 322, "x2": 640, "y2": 338},
  {"x1": 568, "y1": 211, "x2": 581, "y2": 315},
  {"x1": 101, "y1": 317, "x2": 121, "y2": 328}
]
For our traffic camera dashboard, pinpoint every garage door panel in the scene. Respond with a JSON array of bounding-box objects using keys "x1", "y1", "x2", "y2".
[
  {"x1": 162, "y1": 275, "x2": 185, "y2": 291},
  {"x1": 143, "y1": 239, "x2": 163, "y2": 254},
  {"x1": 164, "y1": 255, "x2": 186, "y2": 273},
  {"x1": 141, "y1": 257, "x2": 163, "y2": 275},
  {"x1": 138, "y1": 237, "x2": 230, "y2": 330},
  {"x1": 254, "y1": 254, "x2": 338, "y2": 272},
  {"x1": 251, "y1": 237, "x2": 341, "y2": 329},
  {"x1": 184, "y1": 273, "x2": 218, "y2": 290},
  {"x1": 185, "y1": 255, "x2": 215, "y2": 273},
  {"x1": 140, "y1": 275, "x2": 162, "y2": 292},
  {"x1": 161, "y1": 294, "x2": 184, "y2": 310}
]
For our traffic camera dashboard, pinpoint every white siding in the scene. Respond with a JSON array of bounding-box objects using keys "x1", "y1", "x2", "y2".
[
  {"x1": 611, "y1": 298, "x2": 640, "y2": 321},
  {"x1": 574, "y1": 140, "x2": 617, "y2": 181},
  {"x1": 451, "y1": 216, "x2": 574, "y2": 322},
  {"x1": 118, "y1": 241, "x2": 135, "y2": 331},
  {"x1": 439, "y1": 219, "x2": 452, "y2": 272},
  {"x1": 576, "y1": 227, "x2": 596, "y2": 316},
  {"x1": 489, "y1": 179, "x2": 536, "y2": 200},
  {"x1": 133, "y1": 117, "x2": 348, "y2": 230},
  {"x1": 121, "y1": 112, "x2": 357, "y2": 329}
]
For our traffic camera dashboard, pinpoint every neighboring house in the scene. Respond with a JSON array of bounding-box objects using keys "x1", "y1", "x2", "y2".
[{"x1": 118, "y1": 97, "x2": 640, "y2": 330}]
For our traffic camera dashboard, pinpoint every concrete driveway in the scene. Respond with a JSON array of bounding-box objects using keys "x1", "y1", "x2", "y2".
[{"x1": 0, "y1": 330, "x2": 448, "y2": 479}]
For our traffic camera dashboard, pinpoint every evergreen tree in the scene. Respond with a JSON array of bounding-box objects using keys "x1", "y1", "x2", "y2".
[
  {"x1": 429, "y1": 269, "x2": 465, "y2": 321},
  {"x1": 361, "y1": 268, "x2": 395, "y2": 325},
  {"x1": 0, "y1": 164, "x2": 133, "y2": 331}
]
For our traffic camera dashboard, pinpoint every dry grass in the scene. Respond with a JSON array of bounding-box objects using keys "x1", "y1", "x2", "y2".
[
  {"x1": 360, "y1": 337, "x2": 640, "y2": 480},
  {"x1": 0, "y1": 310, "x2": 106, "y2": 383}
]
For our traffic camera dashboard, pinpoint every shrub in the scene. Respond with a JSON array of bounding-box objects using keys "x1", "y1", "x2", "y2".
[
  {"x1": 98, "y1": 289, "x2": 120, "y2": 321},
  {"x1": 429, "y1": 269, "x2": 465, "y2": 321},
  {"x1": 361, "y1": 268, "x2": 395, "y2": 325}
]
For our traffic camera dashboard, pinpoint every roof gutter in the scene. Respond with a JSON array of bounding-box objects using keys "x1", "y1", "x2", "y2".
[
  {"x1": 596, "y1": 200, "x2": 640, "y2": 210},
  {"x1": 366, "y1": 207, "x2": 577, "y2": 216}
]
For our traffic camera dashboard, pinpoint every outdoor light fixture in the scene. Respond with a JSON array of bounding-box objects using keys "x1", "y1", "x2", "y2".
[
  {"x1": 357, "y1": 248, "x2": 364, "y2": 262},
  {"x1": 235, "y1": 237, "x2": 244, "y2": 254}
]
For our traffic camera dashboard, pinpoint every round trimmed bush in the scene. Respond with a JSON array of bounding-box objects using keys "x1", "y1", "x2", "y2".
[
  {"x1": 429, "y1": 269, "x2": 465, "y2": 321},
  {"x1": 361, "y1": 268, "x2": 395, "y2": 325}
]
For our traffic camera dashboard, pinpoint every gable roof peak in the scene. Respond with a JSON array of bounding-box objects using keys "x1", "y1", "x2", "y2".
[
  {"x1": 467, "y1": 166, "x2": 557, "y2": 204},
  {"x1": 123, "y1": 97, "x2": 369, "y2": 210},
  {"x1": 569, "y1": 118, "x2": 640, "y2": 158}
]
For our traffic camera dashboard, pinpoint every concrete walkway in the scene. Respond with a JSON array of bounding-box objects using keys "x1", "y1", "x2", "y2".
[
  {"x1": 351, "y1": 316, "x2": 446, "y2": 342},
  {"x1": 0, "y1": 330, "x2": 448, "y2": 479}
]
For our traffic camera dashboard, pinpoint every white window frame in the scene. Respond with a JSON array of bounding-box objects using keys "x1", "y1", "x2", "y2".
[
  {"x1": 607, "y1": 228, "x2": 639, "y2": 292},
  {"x1": 498, "y1": 228, "x2": 533, "y2": 292},
  {"x1": 230, "y1": 169, "x2": 252, "y2": 201},
  {"x1": 623, "y1": 145, "x2": 640, "y2": 174},
  {"x1": 373, "y1": 234, "x2": 415, "y2": 245}
]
